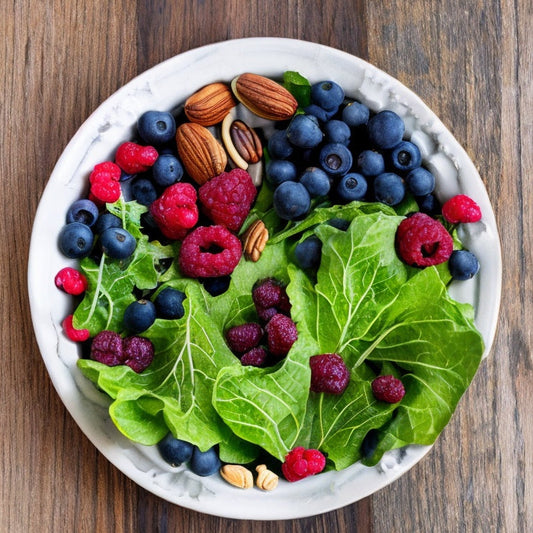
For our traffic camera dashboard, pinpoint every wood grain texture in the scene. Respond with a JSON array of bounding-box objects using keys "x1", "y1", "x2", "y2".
[{"x1": 2, "y1": 0, "x2": 530, "y2": 531}]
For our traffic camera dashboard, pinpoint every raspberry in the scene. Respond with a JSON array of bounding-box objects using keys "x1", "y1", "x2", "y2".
[
  {"x1": 89, "y1": 161, "x2": 122, "y2": 203},
  {"x1": 442, "y1": 194, "x2": 482, "y2": 224},
  {"x1": 309, "y1": 353, "x2": 350, "y2": 394},
  {"x1": 90, "y1": 330, "x2": 124, "y2": 366},
  {"x1": 150, "y1": 182, "x2": 199, "y2": 240},
  {"x1": 198, "y1": 169, "x2": 257, "y2": 232},
  {"x1": 55, "y1": 267, "x2": 88, "y2": 295},
  {"x1": 371, "y1": 375, "x2": 405, "y2": 403},
  {"x1": 396, "y1": 212, "x2": 453, "y2": 267},
  {"x1": 179, "y1": 225, "x2": 242, "y2": 278},
  {"x1": 115, "y1": 142, "x2": 158, "y2": 174},
  {"x1": 225, "y1": 323, "x2": 263, "y2": 354},
  {"x1": 90, "y1": 161, "x2": 121, "y2": 182},
  {"x1": 240, "y1": 346, "x2": 267, "y2": 367},
  {"x1": 62, "y1": 315, "x2": 90, "y2": 342},
  {"x1": 282, "y1": 447, "x2": 326, "y2": 482},
  {"x1": 252, "y1": 278, "x2": 291, "y2": 321},
  {"x1": 265, "y1": 313, "x2": 298, "y2": 357},
  {"x1": 122, "y1": 336, "x2": 154, "y2": 373}
]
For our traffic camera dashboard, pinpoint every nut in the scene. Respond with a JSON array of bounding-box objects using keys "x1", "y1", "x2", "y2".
[
  {"x1": 176, "y1": 122, "x2": 227, "y2": 185},
  {"x1": 255, "y1": 464, "x2": 279, "y2": 491},
  {"x1": 231, "y1": 73, "x2": 298, "y2": 121},
  {"x1": 184, "y1": 82, "x2": 237, "y2": 126},
  {"x1": 242, "y1": 220, "x2": 268, "y2": 262},
  {"x1": 221, "y1": 110, "x2": 263, "y2": 170},
  {"x1": 220, "y1": 464, "x2": 254, "y2": 489}
]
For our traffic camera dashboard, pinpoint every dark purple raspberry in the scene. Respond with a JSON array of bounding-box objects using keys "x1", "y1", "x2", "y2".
[
  {"x1": 252, "y1": 278, "x2": 291, "y2": 320},
  {"x1": 396, "y1": 212, "x2": 453, "y2": 267},
  {"x1": 90, "y1": 330, "x2": 124, "y2": 366},
  {"x1": 265, "y1": 313, "x2": 298, "y2": 357},
  {"x1": 309, "y1": 353, "x2": 350, "y2": 394},
  {"x1": 179, "y1": 225, "x2": 242, "y2": 278},
  {"x1": 240, "y1": 346, "x2": 267, "y2": 366},
  {"x1": 123, "y1": 336, "x2": 154, "y2": 373},
  {"x1": 371, "y1": 375, "x2": 405, "y2": 403},
  {"x1": 225, "y1": 323, "x2": 263, "y2": 354},
  {"x1": 441, "y1": 194, "x2": 482, "y2": 224}
]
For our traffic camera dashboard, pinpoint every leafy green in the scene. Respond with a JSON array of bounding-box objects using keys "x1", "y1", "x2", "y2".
[{"x1": 283, "y1": 71, "x2": 311, "y2": 108}]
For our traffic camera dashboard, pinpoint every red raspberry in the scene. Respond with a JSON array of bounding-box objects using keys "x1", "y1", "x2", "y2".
[
  {"x1": 252, "y1": 278, "x2": 291, "y2": 321},
  {"x1": 150, "y1": 182, "x2": 199, "y2": 240},
  {"x1": 122, "y1": 336, "x2": 154, "y2": 373},
  {"x1": 90, "y1": 161, "x2": 122, "y2": 182},
  {"x1": 442, "y1": 194, "x2": 482, "y2": 223},
  {"x1": 396, "y1": 212, "x2": 453, "y2": 267},
  {"x1": 240, "y1": 346, "x2": 267, "y2": 367},
  {"x1": 89, "y1": 161, "x2": 122, "y2": 203},
  {"x1": 62, "y1": 315, "x2": 90, "y2": 342},
  {"x1": 179, "y1": 225, "x2": 242, "y2": 278},
  {"x1": 90, "y1": 330, "x2": 124, "y2": 366},
  {"x1": 265, "y1": 313, "x2": 298, "y2": 357},
  {"x1": 225, "y1": 323, "x2": 263, "y2": 354},
  {"x1": 115, "y1": 142, "x2": 158, "y2": 174},
  {"x1": 309, "y1": 353, "x2": 350, "y2": 394},
  {"x1": 282, "y1": 447, "x2": 326, "y2": 482},
  {"x1": 55, "y1": 267, "x2": 88, "y2": 295},
  {"x1": 371, "y1": 375, "x2": 405, "y2": 403},
  {"x1": 198, "y1": 169, "x2": 257, "y2": 232}
]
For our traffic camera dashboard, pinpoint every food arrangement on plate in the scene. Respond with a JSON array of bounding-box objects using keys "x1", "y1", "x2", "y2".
[{"x1": 53, "y1": 68, "x2": 486, "y2": 490}]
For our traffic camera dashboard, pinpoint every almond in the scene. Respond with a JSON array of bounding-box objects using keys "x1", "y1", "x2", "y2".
[
  {"x1": 231, "y1": 73, "x2": 298, "y2": 121},
  {"x1": 220, "y1": 464, "x2": 254, "y2": 489},
  {"x1": 184, "y1": 82, "x2": 237, "y2": 126},
  {"x1": 176, "y1": 122, "x2": 227, "y2": 185}
]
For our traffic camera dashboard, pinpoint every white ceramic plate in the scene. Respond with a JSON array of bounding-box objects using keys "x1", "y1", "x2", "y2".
[{"x1": 28, "y1": 38, "x2": 501, "y2": 520}]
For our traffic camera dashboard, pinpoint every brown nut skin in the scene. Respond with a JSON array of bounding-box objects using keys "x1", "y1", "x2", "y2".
[
  {"x1": 230, "y1": 120, "x2": 263, "y2": 164},
  {"x1": 184, "y1": 82, "x2": 237, "y2": 126},
  {"x1": 242, "y1": 220, "x2": 268, "y2": 262}
]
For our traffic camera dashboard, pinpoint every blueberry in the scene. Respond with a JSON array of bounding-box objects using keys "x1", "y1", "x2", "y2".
[
  {"x1": 200, "y1": 275, "x2": 231, "y2": 296},
  {"x1": 303, "y1": 104, "x2": 338, "y2": 123},
  {"x1": 341, "y1": 101, "x2": 370, "y2": 127},
  {"x1": 273, "y1": 181, "x2": 311, "y2": 220},
  {"x1": 131, "y1": 178, "x2": 158, "y2": 206},
  {"x1": 189, "y1": 445, "x2": 221, "y2": 477},
  {"x1": 154, "y1": 287, "x2": 186, "y2": 319},
  {"x1": 406, "y1": 167, "x2": 435, "y2": 196},
  {"x1": 152, "y1": 153, "x2": 183, "y2": 187},
  {"x1": 294, "y1": 235, "x2": 322, "y2": 270},
  {"x1": 286, "y1": 114, "x2": 323, "y2": 149},
  {"x1": 157, "y1": 433, "x2": 194, "y2": 467},
  {"x1": 137, "y1": 110, "x2": 177, "y2": 145},
  {"x1": 266, "y1": 159, "x2": 297, "y2": 186},
  {"x1": 323, "y1": 120, "x2": 351, "y2": 145},
  {"x1": 357, "y1": 150, "x2": 385, "y2": 177},
  {"x1": 327, "y1": 218, "x2": 351, "y2": 231},
  {"x1": 58, "y1": 222, "x2": 94, "y2": 259},
  {"x1": 367, "y1": 110, "x2": 405, "y2": 149},
  {"x1": 299, "y1": 167, "x2": 331, "y2": 197},
  {"x1": 389, "y1": 141, "x2": 422, "y2": 173},
  {"x1": 94, "y1": 212, "x2": 122, "y2": 235},
  {"x1": 310, "y1": 80, "x2": 345, "y2": 110},
  {"x1": 361, "y1": 429, "x2": 379, "y2": 459},
  {"x1": 319, "y1": 143, "x2": 353, "y2": 176},
  {"x1": 267, "y1": 129, "x2": 293, "y2": 159},
  {"x1": 123, "y1": 299, "x2": 156, "y2": 333},
  {"x1": 373, "y1": 172, "x2": 406, "y2": 206},
  {"x1": 100, "y1": 227, "x2": 137, "y2": 259},
  {"x1": 336, "y1": 173, "x2": 368, "y2": 202},
  {"x1": 448, "y1": 250, "x2": 480, "y2": 280},
  {"x1": 417, "y1": 193, "x2": 441, "y2": 215},
  {"x1": 66, "y1": 199, "x2": 99, "y2": 227}
]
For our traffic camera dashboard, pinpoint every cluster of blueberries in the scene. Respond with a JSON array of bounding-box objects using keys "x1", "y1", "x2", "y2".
[{"x1": 265, "y1": 80, "x2": 438, "y2": 221}]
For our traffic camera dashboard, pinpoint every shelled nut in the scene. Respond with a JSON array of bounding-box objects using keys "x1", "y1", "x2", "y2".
[
  {"x1": 255, "y1": 464, "x2": 279, "y2": 491},
  {"x1": 220, "y1": 464, "x2": 254, "y2": 489},
  {"x1": 242, "y1": 220, "x2": 268, "y2": 262},
  {"x1": 184, "y1": 82, "x2": 237, "y2": 126}
]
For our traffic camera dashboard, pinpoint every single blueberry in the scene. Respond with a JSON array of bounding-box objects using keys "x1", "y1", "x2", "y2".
[
  {"x1": 336, "y1": 173, "x2": 368, "y2": 202},
  {"x1": 367, "y1": 110, "x2": 405, "y2": 149},
  {"x1": 373, "y1": 172, "x2": 406, "y2": 206},
  {"x1": 58, "y1": 222, "x2": 94, "y2": 259},
  {"x1": 131, "y1": 178, "x2": 158, "y2": 206},
  {"x1": 448, "y1": 250, "x2": 480, "y2": 280},
  {"x1": 361, "y1": 429, "x2": 380, "y2": 459},
  {"x1": 123, "y1": 299, "x2": 157, "y2": 333},
  {"x1": 154, "y1": 287, "x2": 186, "y2": 319},
  {"x1": 294, "y1": 235, "x2": 322, "y2": 270},
  {"x1": 389, "y1": 141, "x2": 422, "y2": 173},
  {"x1": 157, "y1": 433, "x2": 194, "y2": 467},
  {"x1": 327, "y1": 218, "x2": 351, "y2": 231},
  {"x1": 299, "y1": 167, "x2": 331, "y2": 197},
  {"x1": 310, "y1": 80, "x2": 345, "y2": 110},
  {"x1": 100, "y1": 227, "x2": 137, "y2": 259},
  {"x1": 94, "y1": 212, "x2": 122, "y2": 235},
  {"x1": 267, "y1": 129, "x2": 293, "y2": 159},
  {"x1": 417, "y1": 193, "x2": 441, "y2": 215},
  {"x1": 323, "y1": 120, "x2": 351, "y2": 145},
  {"x1": 286, "y1": 114, "x2": 323, "y2": 149},
  {"x1": 189, "y1": 446, "x2": 221, "y2": 477},
  {"x1": 137, "y1": 110, "x2": 177, "y2": 145},
  {"x1": 152, "y1": 153, "x2": 184, "y2": 187},
  {"x1": 319, "y1": 143, "x2": 353, "y2": 176},
  {"x1": 357, "y1": 150, "x2": 385, "y2": 177},
  {"x1": 341, "y1": 101, "x2": 370, "y2": 127},
  {"x1": 406, "y1": 167, "x2": 436, "y2": 196},
  {"x1": 273, "y1": 181, "x2": 311, "y2": 220},
  {"x1": 201, "y1": 276, "x2": 231, "y2": 296},
  {"x1": 66, "y1": 199, "x2": 99, "y2": 227},
  {"x1": 266, "y1": 159, "x2": 298, "y2": 186},
  {"x1": 303, "y1": 103, "x2": 338, "y2": 123}
]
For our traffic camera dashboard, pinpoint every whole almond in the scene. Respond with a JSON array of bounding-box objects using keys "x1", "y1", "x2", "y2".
[
  {"x1": 176, "y1": 122, "x2": 227, "y2": 185},
  {"x1": 184, "y1": 82, "x2": 237, "y2": 126}
]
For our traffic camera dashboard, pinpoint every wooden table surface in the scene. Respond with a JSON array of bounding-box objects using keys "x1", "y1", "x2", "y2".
[{"x1": 3, "y1": 0, "x2": 531, "y2": 531}]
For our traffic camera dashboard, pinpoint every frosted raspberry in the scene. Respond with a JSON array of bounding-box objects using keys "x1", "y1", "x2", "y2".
[
  {"x1": 252, "y1": 278, "x2": 291, "y2": 321},
  {"x1": 122, "y1": 336, "x2": 154, "y2": 373},
  {"x1": 309, "y1": 353, "x2": 350, "y2": 394},
  {"x1": 198, "y1": 169, "x2": 257, "y2": 232},
  {"x1": 115, "y1": 142, "x2": 158, "y2": 174},
  {"x1": 55, "y1": 267, "x2": 88, "y2": 295},
  {"x1": 225, "y1": 323, "x2": 263, "y2": 354},
  {"x1": 282, "y1": 447, "x2": 326, "y2": 482},
  {"x1": 442, "y1": 194, "x2": 482, "y2": 223},
  {"x1": 90, "y1": 330, "x2": 124, "y2": 366},
  {"x1": 371, "y1": 375, "x2": 405, "y2": 403},
  {"x1": 265, "y1": 313, "x2": 297, "y2": 357},
  {"x1": 179, "y1": 225, "x2": 242, "y2": 278},
  {"x1": 150, "y1": 182, "x2": 199, "y2": 240},
  {"x1": 240, "y1": 346, "x2": 267, "y2": 367},
  {"x1": 396, "y1": 212, "x2": 453, "y2": 267},
  {"x1": 62, "y1": 315, "x2": 90, "y2": 342}
]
